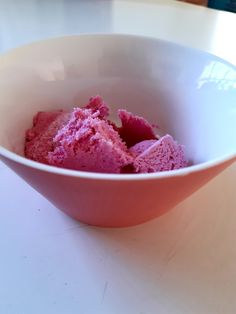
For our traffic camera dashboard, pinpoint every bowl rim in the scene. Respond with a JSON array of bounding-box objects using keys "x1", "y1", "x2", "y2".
[
  {"x1": 0, "y1": 32, "x2": 236, "y2": 71},
  {"x1": 0, "y1": 33, "x2": 235, "y2": 181},
  {"x1": 1, "y1": 32, "x2": 236, "y2": 69}
]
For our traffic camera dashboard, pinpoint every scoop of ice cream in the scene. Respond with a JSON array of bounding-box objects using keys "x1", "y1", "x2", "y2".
[
  {"x1": 25, "y1": 95, "x2": 110, "y2": 166},
  {"x1": 130, "y1": 135, "x2": 187, "y2": 173},
  {"x1": 25, "y1": 110, "x2": 70, "y2": 164},
  {"x1": 118, "y1": 109, "x2": 157, "y2": 147},
  {"x1": 48, "y1": 107, "x2": 133, "y2": 173}
]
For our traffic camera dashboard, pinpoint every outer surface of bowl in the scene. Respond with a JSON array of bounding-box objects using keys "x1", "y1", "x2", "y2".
[
  {"x1": 0, "y1": 154, "x2": 234, "y2": 227},
  {"x1": 0, "y1": 35, "x2": 235, "y2": 227}
]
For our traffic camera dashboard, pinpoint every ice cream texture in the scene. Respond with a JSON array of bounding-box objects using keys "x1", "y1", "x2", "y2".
[{"x1": 25, "y1": 96, "x2": 187, "y2": 174}]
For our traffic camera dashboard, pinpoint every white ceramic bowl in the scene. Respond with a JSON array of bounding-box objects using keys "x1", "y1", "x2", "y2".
[{"x1": 0, "y1": 34, "x2": 235, "y2": 227}]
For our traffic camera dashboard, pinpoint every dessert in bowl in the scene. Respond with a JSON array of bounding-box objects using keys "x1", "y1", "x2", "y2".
[{"x1": 0, "y1": 34, "x2": 235, "y2": 227}]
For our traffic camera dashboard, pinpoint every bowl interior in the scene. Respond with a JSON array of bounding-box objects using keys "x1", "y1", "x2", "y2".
[{"x1": 0, "y1": 34, "x2": 235, "y2": 166}]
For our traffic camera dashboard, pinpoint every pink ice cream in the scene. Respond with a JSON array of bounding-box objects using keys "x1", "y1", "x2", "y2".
[
  {"x1": 118, "y1": 109, "x2": 157, "y2": 147},
  {"x1": 25, "y1": 110, "x2": 70, "y2": 164},
  {"x1": 47, "y1": 108, "x2": 133, "y2": 173},
  {"x1": 130, "y1": 136, "x2": 187, "y2": 173},
  {"x1": 25, "y1": 95, "x2": 188, "y2": 174}
]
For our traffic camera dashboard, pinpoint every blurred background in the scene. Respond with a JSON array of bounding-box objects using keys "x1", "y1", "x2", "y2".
[{"x1": 0, "y1": 0, "x2": 235, "y2": 55}]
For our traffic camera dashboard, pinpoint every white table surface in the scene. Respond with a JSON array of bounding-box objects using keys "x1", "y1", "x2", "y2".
[{"x1": 0, "y1": 1, "x2": 236, "y2": 313}]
